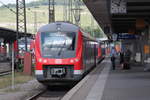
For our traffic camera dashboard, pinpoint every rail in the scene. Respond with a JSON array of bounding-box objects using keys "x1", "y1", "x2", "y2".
[
  {"x1": 0, "y1": 70, "x2": 11, "y2": 76},
  {"x1": 26, "y1": 90, "x2": 46, "y2": 100}
]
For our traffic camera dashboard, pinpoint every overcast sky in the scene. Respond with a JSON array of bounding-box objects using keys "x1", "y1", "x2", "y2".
[{"x1": 0, "y1": 0, "x2": 35, "y2": 6}]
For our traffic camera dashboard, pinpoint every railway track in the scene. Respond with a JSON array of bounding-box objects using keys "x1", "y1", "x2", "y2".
[
  {"x1": 26, "y1": 59, "x2": 104, "y2": 100},
  {"x1": 0, "y1": 70, "x2": 11, "y2": 76},
  {"x1": 27, "y1": 90, "x2": 46, "y2": 100},
  {"x1": 27, "y1": 86, "x2": 72, "y2": 100}
]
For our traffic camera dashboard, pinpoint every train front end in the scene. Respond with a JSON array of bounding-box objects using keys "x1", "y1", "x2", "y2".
[{"x1": 34, "y1": 22, "x2": 83, "y2": 85}]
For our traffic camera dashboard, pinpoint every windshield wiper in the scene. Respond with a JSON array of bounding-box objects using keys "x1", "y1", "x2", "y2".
[
  {"x1": 58, "y1": 40, "x2": 66, "y2": 56},
  {"x1": 49, "y1": 41, "x2": 54, "y2": 48}
]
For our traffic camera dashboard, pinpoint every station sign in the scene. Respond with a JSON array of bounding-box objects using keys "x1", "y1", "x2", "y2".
[
  {"x1": 117, "y1": 34, "x2": 138, "y2": 39},
  {"x1": 112, "y1": 34, "x2": 117, "y2": 41}
]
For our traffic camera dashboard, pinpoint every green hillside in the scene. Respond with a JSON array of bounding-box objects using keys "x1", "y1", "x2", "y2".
[
  {"x1": 0, "y1": 4, "x2": 105, "y2": 38},
  {"x1": 0, "y1": 0, "x2": 84, "y2": 8}
]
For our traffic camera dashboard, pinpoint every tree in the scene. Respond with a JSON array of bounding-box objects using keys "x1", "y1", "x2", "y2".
[{"x1": 83, "y1": 27, "x2": 105, "y2": 38}]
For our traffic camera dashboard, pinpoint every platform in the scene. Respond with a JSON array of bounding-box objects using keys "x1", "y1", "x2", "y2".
[{"x1": 62, "y1": 58, "x2": 150, "y2": 100}]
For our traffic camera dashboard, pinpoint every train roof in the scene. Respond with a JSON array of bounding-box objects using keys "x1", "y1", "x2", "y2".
[
  {"x1": 38, "y1": 21, "x2": 97, "y2": 42},
  {"x1": 38, "y1": 22, "x2": 79, "y2": 32}
]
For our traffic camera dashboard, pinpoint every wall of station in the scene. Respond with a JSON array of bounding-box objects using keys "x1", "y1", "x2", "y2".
[
  {"x1": 133, "y1": 25, "x2": 150, "y2": 65},
  {"x1": 142, "y1": 25, "x2": 150, "y2": 64},
  {"x1": 120, "y1": 25, "x2": 150, "y2": 66}
]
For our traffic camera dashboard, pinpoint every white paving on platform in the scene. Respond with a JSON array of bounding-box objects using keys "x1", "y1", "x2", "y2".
[{"x1": 85, "y1": 60, "x2": 111, "y2": 100}]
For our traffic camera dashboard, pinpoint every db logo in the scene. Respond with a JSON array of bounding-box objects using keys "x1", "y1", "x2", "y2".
[{"x1": 55, "y1": 59, "x2": 62, "y2": 64}]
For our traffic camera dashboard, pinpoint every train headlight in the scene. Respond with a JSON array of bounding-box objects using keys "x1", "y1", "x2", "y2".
[
  {"x1": 75, "y1": 58, "x2": 79, "y2": 62},
  {"x1": 70, "y1": 59, "x2": 74, "y2": 63},
  {"x1": 38, "y1": 58, "x2": 42, "y2": 62},
  {"x1": 43, "y1": 59, "x2": 47, "y2": 63}
]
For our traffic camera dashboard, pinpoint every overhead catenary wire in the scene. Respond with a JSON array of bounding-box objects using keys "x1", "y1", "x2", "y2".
[{"x1": 0, "y1": 0, "x2": 16, "y2": 14}]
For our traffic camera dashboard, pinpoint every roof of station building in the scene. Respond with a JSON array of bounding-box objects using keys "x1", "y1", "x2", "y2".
[
  {"x1": 84, "y1": 0, "x2": 150, "y2": 33},
  {"x1": 0, "y1": 27, "x2": 32, "y2": 43}
]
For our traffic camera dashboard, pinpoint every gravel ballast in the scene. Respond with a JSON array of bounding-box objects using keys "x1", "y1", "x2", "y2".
[{"x1": 0, "y1": 79, "x2": 45, "y2": 100}]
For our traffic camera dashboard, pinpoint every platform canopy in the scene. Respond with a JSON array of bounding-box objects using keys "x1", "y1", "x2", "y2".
[
  {"x1": 0, "y1": 27, "x2": 32, "y2": 43},
  {"x1": 84, "y1": 0, "x2": 150, "y2": 33},
  {"x1": 83, "y1": 0, "x2": 111, "y2": 30},
  {"x1": 111, "y1": 0, "x2": 150, "y2": 33}
]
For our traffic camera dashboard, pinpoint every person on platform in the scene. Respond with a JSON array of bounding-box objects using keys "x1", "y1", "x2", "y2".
[
  {"x1": 120, "y1": 51, "x2": 124, "y2": 69},
  {"x1": 111, "y1": 54, "x2": 116, "y2": 70},
  {"x1": 124, "y1": 49, "x2": 132, "y2": 69}
]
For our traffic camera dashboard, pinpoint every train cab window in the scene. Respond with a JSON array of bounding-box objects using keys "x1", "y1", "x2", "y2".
[{"x1": 41, "y1": 32, "x2": 76, "y2": 58}]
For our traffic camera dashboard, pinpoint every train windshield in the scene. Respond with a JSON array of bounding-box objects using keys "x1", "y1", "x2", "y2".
[{"x1": 41, "y1": 31, "x2": 76, "y2": 58}]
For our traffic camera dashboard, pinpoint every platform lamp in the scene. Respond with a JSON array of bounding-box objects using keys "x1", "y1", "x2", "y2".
[
  {"x1": 136, "y1": 18, "x2": 146, "y2": 30},
  {"x1": 135, "y1": 18, "x2": 146, "y2": 36},
  {"x1": 128, "y1": 29, "x2": 135, "y2": 34}
]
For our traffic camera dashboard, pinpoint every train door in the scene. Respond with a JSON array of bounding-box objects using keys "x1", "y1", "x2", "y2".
[
  {"x1": 94, "y1": 44, "x2": 97, "y2": 67},
  {"x1": 82, "y1": 39, "x2": 87, "y2": 72}
]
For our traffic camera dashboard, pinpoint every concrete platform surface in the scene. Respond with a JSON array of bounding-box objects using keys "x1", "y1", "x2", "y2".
[
  {"x1": 101, "y1": 64, "x2": 150, "y2": 100},
  {"x1": 62, "y1": 58, "x2": 150, "y2": 100}
]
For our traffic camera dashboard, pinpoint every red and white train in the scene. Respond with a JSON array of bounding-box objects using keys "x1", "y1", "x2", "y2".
[{"x1": 34, "y1": 22, "x2": 104, "y2": 85}]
